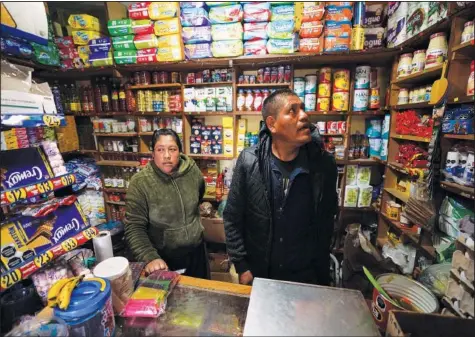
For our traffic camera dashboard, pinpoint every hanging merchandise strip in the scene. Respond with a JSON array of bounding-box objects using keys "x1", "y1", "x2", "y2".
[
  {"x1": 1, "y1": 173, "x2": 76, "y2": 206},
  {"x1": 0, "y1": 227, "x2": 98, "y2": 292},
  {"x1": 0, "y1": 114, "x2": 66, "y2": 128}
]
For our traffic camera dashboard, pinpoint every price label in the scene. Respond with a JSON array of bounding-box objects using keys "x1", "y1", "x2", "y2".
[
  {"x1": 83, "y1": 228, "x2": 97, "y2": 241},
  {"x1": 33, "y1": 250, "x2": 54, "y2": 269},
  {"x1": 61, "y1": 238, "x2": 78, "y2": 252},
  {"x1": 43, "y1": 115, "x2": 61, "y2": 127},
  {"x1": 60, "y1": 174, "x2": 75, "y2": 186},
  {"x1": 4, "y1": 188, "x2": 27, "y2": 204},
  {"x1": 1, "y1": 269, "x2": 22, "y2": 290},
  {"x1": 37, "y1": 181, "x2": 54, "y2": 194}
]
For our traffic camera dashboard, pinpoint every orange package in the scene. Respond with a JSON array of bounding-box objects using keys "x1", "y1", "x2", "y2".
[
  {"x1": 324, "y1": 36, "x2": 350, "y2": 52},
  {"x1": 299, "y1": 37, "x2": 324, "y2": 53},
  {"x1": 324, "y1": 21, "x2": 352, "y2": 38},
  {"x1": 299, "y1": 21, "x2": 324, "y2": 38},
  {"x1": 325, "y1": 6, "x2": 353, "y2": 21},
  {"x1": 302, "y1": 5, "x2": 325, "y2": 22}
]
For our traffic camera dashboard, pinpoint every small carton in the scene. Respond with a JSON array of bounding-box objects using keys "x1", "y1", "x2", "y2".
[
  {"x1": 223, "y1": 139, "x2": 234, "y2": 157},
  {"x1": 222, "y1": 117, "x2": 233, "y2": 129},
  {"x1": 201, "y1": 126, "x2": 212, "y2": 140},
  {"x1": 201, "y1": 139, "x2": 211, "y2": 155},
  {"x1": 238, "y1": 119, "x2": 247, "y2": 133},
  {"x1": 190, "y1": 136, "x2": 201, "y2": 154},
  {"x1": 211, "y1": 140, "x2": 223, "y2": 154},
  {"x1": 211, "y1": 126, "x2": 222, "y2": 141},
  {"x1": 195, "y1": 88, "x2": 206, "y2": 112},
  {"x1": 184, "y1": 88, "x2": 196, "y2": 112},
  {"x1": 205, "y1": 88, "x2": 216, "y2": 112},
  {"x1": 237, "y1": 132, "x2": 245, "y2": 146},
  {"x1": 223, "y1": 128, "x2": 234, "y2": 141}
]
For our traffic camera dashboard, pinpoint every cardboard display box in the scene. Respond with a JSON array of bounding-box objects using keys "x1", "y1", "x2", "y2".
[{"x1": 201, "y1": 217, "x2": 225, "y2": 244}]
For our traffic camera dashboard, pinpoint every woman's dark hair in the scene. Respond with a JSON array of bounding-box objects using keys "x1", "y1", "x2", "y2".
[{"x1": 151, "y1": 128, "x2": 182, "y2": 152}]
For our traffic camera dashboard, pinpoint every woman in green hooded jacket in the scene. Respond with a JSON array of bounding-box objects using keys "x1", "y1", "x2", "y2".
[{"x1": 124, "y1": 128, "x2": 209, "y2": 278}]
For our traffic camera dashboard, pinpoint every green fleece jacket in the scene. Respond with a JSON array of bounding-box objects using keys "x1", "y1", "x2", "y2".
[{"x1": 124, "y1": 154, "x2": 205, "y2": 263}]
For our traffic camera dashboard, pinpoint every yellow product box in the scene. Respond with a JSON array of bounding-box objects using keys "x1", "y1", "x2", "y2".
[
  {"x1": 223, "y1": 139, "x2": 234, "y2": 157},
  {"x1": 222, "y1": 116, "x2": 233, "y2": 129},
  {"x1": 72, "y1": 30, "x2": 102, "y2": 45},
  {"x1": 154, "y1": 17, "x2": 181, "y2": 36},
  {"x1": 203, "y1": 175, "x2": 217, "y2": 199},
  {"x1": 68, "y1": 14, "x2": 100, "y2": 32},
  {"x1": 238, "y1": 119, "x2": 247, "y2": 133},
  {"x1": 157, "y1": 46, "x2": 184, "y2": 62},
  {"x1": 148, "y1": 2, "x2": 179, "y2": 20},
  {"x1": 237, "y1": 132, "x2": 245, "y2": 146},
  {"x1": 223, "y1": 128, "x2": 234, "y2": 141},
  {"x1": 157, "y1": 34, "x2": 182, "y2": 48}
]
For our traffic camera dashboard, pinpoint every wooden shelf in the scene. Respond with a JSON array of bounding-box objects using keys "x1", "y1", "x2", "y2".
[
  {"x1": 391, "y1": 134, "x2": 431, "y2": 143},
  {"x1": 392, "y1": 64, "x2": 443, "y2": 86},
  {"x1": 183, "y1": 82, "x2": 233, "y2": 87},
  {"x1": 183, "y1": 112, "x2": 233, "y2": 116},
  {"x1": 448, "y1": 95, "x2": 474, "y2": 105},
  {"x1": 443, "y1": 134, "x2": 474, "y2": 140},
  {"x1": 387, "y1": 162, "x2": 427, "y2": 177},
  {"x1": 104, "y1": 188, "x2": 127, "y2": 193},
  {"x1": 99, "y1": 151, "x2": 141, "y2": 156},
  {"x1": 129, "y1": 83, "x2": 181, "y2": 90},
  {"x1": 235, "y1": 111, "x2": 262, "y2": 116},
  {"x1": 347, "y1": 158, "x2": 381, "y2": 166},
  {"x1": 398, "y1": 17, "x2": 451, "y2": 49},
  {"x1": 321, "y1": 133, "x2": 344, "y2": 137},
  {"x1": 106, "y1": 201, "x2": 126, "y2": 206},
  {"x1": 306, "y1": 111, "x2": 348, "y2": 116},
  {"x1": 96, "y1": 160, "x2": 141, "y2": 167},
  {"x1": 440, "y1": 181, "x2": 475, "y2": 200},
  {"x1": 37, "y1": 66, "x2": 116, "y2": 79},
  {"x1": 92, "y1": 112, "x2": 132, "y2": 117},
  {"x1": 381, "y1": 212, "x2": 420, "y2": 242},
  {"x1": 189, "y1": 154, "x2": 232, "y2": 161},
  {"x1": 135, "y1": 111, "x2": 182, "y2": 116},
  {"x1": 384, "y1": 188, "x2": 410, "y2": 203},
  {"x1": 2, "y1": 55, "x2": 60, "y2": 71},
  {"x1": 350, "y1": 110, "x2": 388, "y2": 116},
  {"x1": 371, "y1": 157, "x2": 387, "y2": 165},
  {"x1": 452, "y1": 39, "x2": 475, "y2": 58},
  {"x1": 393, "y1": 102, "x2": 433, "y2": 110},
  {"x1": 236, "y1": 83, "x2": 291, "y2": 88},
  {"x1": 94, "y1": 132, "x2": 138, "y2": 137},
  {"x1": 61, "y1": 149, "x2": 97, "y2": 155},
  {"x1": 138, "y1": 132, "x2": 154, "y2": 136},
  {"x1": 340, "y1": 206, "x2": 376, "y2": 212}
]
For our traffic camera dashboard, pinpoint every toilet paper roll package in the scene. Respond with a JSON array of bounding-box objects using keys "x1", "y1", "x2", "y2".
[
  {"x1": 112, "y1": 35, "x2": 136, "y2": 51},
  {"x1": 132, "y1": 20, "x2": 155, "y2": 35},
  {"x1": 180, "y1": 7, "x2": 210, "y2": 27},
  {"x1": 137, "y1": 48, "x2": 158, "y2": 63},
  {"x1": 387, "y1": 2, "x2": 407, "y2": 47},
  {"x1": 182, "y1": 26, "x2": 212, "y2": 44},
  {"x1": 243, "y1": 2, "x2": 271, "y2": 22},
  {"x1": 108, "y1": 19, "x2": 133, "y2": 36},
  {"x1": 114, "y1": 50, "x2": 138, "y2": 65},
  {"x1": 267, "y1": 20, "x2": 294, "y2": 39},
  {"x1": 185, "y1": 43, "x2": 213, "y2": 59},
  {"x1": 157, "y1": 34, "x2": 182, "y2": 48},
  {"x1": 209, "y1": 4, "x2": 243, "y2": 24},
  {"x1": 134, "y1": 34, "x2": 159, "y2": 49},
  {"x1": 157, "y1": 46, "x2": 185, "y2": 62},
  {"x1": 244, "y1": 40, "x2": 267, "y2": 56},
  {"x1": 243, "y1": 22, "x2": 268, "y2": 41},
  {"x1": 148, "y1": 2, "x2": 179, "y2": 20},
  {"x1": 211, "y1": 40, "x2": 243, "y2": 57},
  {"x1": 211, "y1": 22, "x2": 243, "y2": 41},
  {"x1": 154, "y1": 18, "x2": 181, "y2": 36}
]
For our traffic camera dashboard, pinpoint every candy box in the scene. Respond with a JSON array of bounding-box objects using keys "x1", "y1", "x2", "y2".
[
  {"x1": 201, "y1": 126, "x2": 212, "y2": 141},
  {"x1": 190, "y1": 136, "x2": 201, "y2": 154},
  {"x1": 442, "y1": 119, "x2": 474, "y2": 135},
  {"x1": 211, "y1": 140, "x2": 223, "y2": 154},
  {"x1": 211, "y1": 126, "x2": 223, "y2": 141}
]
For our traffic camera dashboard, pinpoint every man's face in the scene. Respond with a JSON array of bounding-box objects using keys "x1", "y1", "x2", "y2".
[{"x1": 267, "y1": 95, "x2": 311, "y2": 146}]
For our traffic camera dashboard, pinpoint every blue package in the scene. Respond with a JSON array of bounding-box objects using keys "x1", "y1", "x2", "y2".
[
  {"x1": 88, "y1": 37, "x2": 111, "y2": 53},
  {"x1": 180, "y1": 2, "x2": 206, "y2": 8},
  {"x1": 89, "y1": 51, "x2": 110, "y2": 61},
  {"x1": 366, "y1": 119, "x2": 382, "y2": 138},
  {"x1": 267, "y1": 20, "x2": 294, "y2": 39},
  {"x1": 442, "y1": 119, "x2": 474, "y2": 135},
  {"x1": 454, "y1": 105, "x2": 475, "y2": 120},
  {"x1": 182, "y1": 26, "x2": 212, "y2": 44},
  {"x1": 270, "y1": 4, "x2": 294, "y2": 21},
  {"x1": 1, "y1": 37, "x2": 34, "y2": 59},
  {"x1": 180, "y1": 7, "x2": 210, "y2": 27},
  {"x1": 185, "y1": 43, "x2": 213, "y2": 59}
]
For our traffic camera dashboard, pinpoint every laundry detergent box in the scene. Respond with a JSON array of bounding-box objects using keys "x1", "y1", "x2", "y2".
[
  {"x1": 195, "y1": 88, "x2": 207, "y2": 112},
  {"x1": 184, "y1": 88, "x2": 196, "y2": 112},
  {"x1": 216, "y1": 86, "x2": 233, "y2": 112},
  {"x1": 205, "y1": 88, "x2": 217, "y2": 112},
  {"x1": 0, "y1": 201, "x2": 88, "y2": 270}
]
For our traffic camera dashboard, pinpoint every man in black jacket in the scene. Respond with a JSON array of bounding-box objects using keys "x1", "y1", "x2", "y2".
[{"x1": 224, "y1": 89, "x2": 338, "y2": 286}]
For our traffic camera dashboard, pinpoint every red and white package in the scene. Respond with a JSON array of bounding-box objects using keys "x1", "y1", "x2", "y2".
[
  {"x1": 299, "y1": 37, "x2": 324, "y2": 53},
  {"x1": 244, "y1": 40, "x2": 267, "y2": 56},
  {"x1": 243, "y1": 2, "x2": 271, "y2": 23},
  {"x1": 299, "y1": 21, "x2": 324, "y2": 38},
  {"x1": 132, "y1": 20, "x2": 154, "y2": 35},
  {"x1": 137, "y1": 48, "x2": 158, "y2": 63},
  {"x1": 338, "y1": 121, "x2": 346, "y2": 134},
  {"x1": 128, "y1": 2, "x2": 151, "y2": 20},
  {"x1": 302, "y1": 5, "x2": 325, "y2": 22}
]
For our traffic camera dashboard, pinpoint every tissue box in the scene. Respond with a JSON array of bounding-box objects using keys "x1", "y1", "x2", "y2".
[{"x1": 184, "y1": 88, "x2": 196, "y2": 112}]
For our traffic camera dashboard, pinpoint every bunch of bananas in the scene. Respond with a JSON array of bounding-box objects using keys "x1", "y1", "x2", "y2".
[{"x1": 47, "y1": 276, "x2": 106, "y2": 310}]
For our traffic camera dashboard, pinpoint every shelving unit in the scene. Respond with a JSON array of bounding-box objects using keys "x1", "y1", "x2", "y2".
[{"x1": 391, "y1": 64, "x2": 444, "y2": 86}]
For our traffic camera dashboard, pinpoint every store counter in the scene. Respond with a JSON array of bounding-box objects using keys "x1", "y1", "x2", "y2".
[{"x1": 115, "y1": 276, "x2": 251, "y2": 336}]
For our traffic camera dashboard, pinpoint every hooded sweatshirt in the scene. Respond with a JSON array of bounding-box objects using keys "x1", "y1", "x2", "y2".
[{"x1": 124, "y1": 154, "x2": 205, "y2": 263}]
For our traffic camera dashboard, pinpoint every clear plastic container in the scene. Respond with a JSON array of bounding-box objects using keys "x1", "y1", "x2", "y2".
[{"x1": 425, "y1": 32, "x2": 447, "y2": 69}]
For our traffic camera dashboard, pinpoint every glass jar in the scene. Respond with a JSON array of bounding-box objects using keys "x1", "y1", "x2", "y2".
[
  {"x1": 418, "y1": 87, "x2": 427, "y2": 102},
  {"x1": 425, "y1": 32, "x2": 448, "y2": 69},
  {"x1": 397, "y1": 88, "x2": 409, "y2": 105},
  {"x1": 126, "y1": 118, "x2": 135, "y2": 132},
  {"x1": 461, "y1": 21, "x2": 474, "y2": 44},
  {"x1": 112, "y1": 121, "x2": 120, "y2": 133},
  {"x1": 411, "y1": 50, "x2": 426, "y2": 74},
  {"x1": 409, "y1": 89, "x2": 415, "y2": 103},
  {"x1": 397, "y1": 53, "x2": 413, "y2": 78}
]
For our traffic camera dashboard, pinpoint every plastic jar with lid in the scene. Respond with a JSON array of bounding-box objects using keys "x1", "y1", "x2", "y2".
[
  {"x1": 425, "y1": 33, "x2": 448, "y2": 69},
  {"x1": 397, "y1": 88, "x2": 409, "y2": 105},
  {"x1": 93, "y1": 256, "x2": 134, "y2": 314},
  {"x1": 411, "y1": 50, "x2": 426, "y2": 74},
  {"x1": 468, "y1": 60, "x2": 474, "y2": 96},
  {"x1": 409, "y1": 89, "x2": 415, "y2": 103},
  {"x1": 397, "y1": 53, "x2": 413, "y2": 78},
  {"x1": 461, "y1": 21, "x2": 474, "y2": 44}
]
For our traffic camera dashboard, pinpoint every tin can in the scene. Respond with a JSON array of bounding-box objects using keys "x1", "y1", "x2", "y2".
[
  {"x1": 305, "y1": 74, "x2": 317, "y2": 94},
  {"x1": 159, "y1": 71, "x2": 169, "y2": 84},
  {"x1": 238, "y1": 75, "x2": 244, "y2": 84},
  {"x1": 250, "y1": 75, "x2": 256, "y2": 84},
  {"x1": 186, "y1": 72, "x2": 195, "y2": 84},
  {"x1": 201, "y1": 70, "x2": 210, "y2": 83},
  {"x1": 284, "y1": 65, "x2": 292, "y2": 83},
  {"x1": 140, "y1": 71, "x2": 151, "y2": 85},
  {"x1": 353, "y1": 2, "x2": 366, "y2": 27},
  {"x1": 264, "y1": 67, "x2": 271, "y2": 83},
  {"x1": 317, "y1": 97, "x2": 330, "y2": 112},
  {"x1": 270, "y1": 67, "x2": 278, "y2": 83},
  {"x1": 316, "y1": 121, "x2": 326, "y2": 134},
  {"x1": 355, "y1": 65, "x2": 371, "y2": 89},
  {"x1": 195, "y1": 71, "x2": 203, "y2": 84},
  {"x1": 257, "y1": 68, "x2": 264, "y2": 83},
  {"x1": 278, "y1": 65, "x2": 285, "y2": 83},
  {"x1": 133, "y1": 72, "x2": 140, "y2": 84},
  {"x1": 370, "y1": 68, "x2": 378, "y2": 88},
  {"x1": 319, "y1": 67, "x2": 332, "y2": 84},
  {"x1": 350, "y1": 27, "x2": 365, "y2": 51},
  {"x1": 152, "y1": 71, "x2": 159, "y2": 84},
  {"x1": 226, "y1": 70, "x2": 233, "y2": 82},
  {"x1": 171, "y1": 72, "x2": 180, "y2": 83},
  {"x1": 318, "y1": 83, "x2": 332, "y2": 98},
  {"x1": 243, "y1": 75, "x2": 250, "y2": 84},
  {"x1": 333, "y1": 69, "x2": 350, "y2": 91},
  {"x1": 332, "y1": 91, "x2": 349, "y2": 111},
  {"x1": 293, "y1": 77, "x2": 305, "y2": 96},
  {"x1": 304, "y1": 93, "x2": 316, "y2": 111},
  {"x1": 370, "y1": 88, "x2": 380, "y2": 109},
  {"x1": 353, "y1": 89, "x2": 369, "y2": 111},
  {"x1": 137, "y1": 90, "x2": 145, "y2": 112}
]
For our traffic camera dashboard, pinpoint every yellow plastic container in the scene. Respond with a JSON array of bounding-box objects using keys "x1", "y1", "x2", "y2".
[
  {"x1": 154, "y1": 18, "x2": 181, "y2": 36},
  {"x1": 68, "y1": 14, "x2": 100, "y2": 31},
  {"x1": 148, "y1": 2, "x2": 179, "y2": 20},
  {"x1": 72, "y1": 30, "x2": 102, "y2": 45}
]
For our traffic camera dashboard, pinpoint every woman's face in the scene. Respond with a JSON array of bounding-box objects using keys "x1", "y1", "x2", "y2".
[{"x1": 153, "y1": 135, "x2": 180, "y2": 175}]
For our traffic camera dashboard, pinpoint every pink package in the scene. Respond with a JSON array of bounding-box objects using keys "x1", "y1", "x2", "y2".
[
  {"x1": 243, "y1": 2, "x2": 271, "y2": 23},
  {"x1": 128, "y1": 2, "x2": 151, "y2": 20},
  {"x1": 244, "y1": 40, "x2": 267, "y2": 56},
  {"x1": 132, "y1": 20, "x2": 154, "y2": 35},
  {"x1": 137, "y1": 48, "x2": 158, "y2": 63},
  {"x1": 54, "y1": 36, "x2": 74, "y2": 49},
  {"x1": 243, "y1": 22, "x2": 268, "y2": 41},
  {"x1": 59, "y1": 47, "x2": 79, "y2": 60},
  {"x1": 121, "y1": 299, "x2": 167, "y2": 318}
]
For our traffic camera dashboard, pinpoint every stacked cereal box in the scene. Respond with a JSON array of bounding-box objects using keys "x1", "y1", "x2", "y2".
[
  {"x1": 180, "y1": 2, "x2": 212, "y2": 59},
  {"x1": 208, "y1": 2, "x2": 244, "y2": 58},
  {"x1": 267, "y1": 3, "x2": 298, "y2": 54}
]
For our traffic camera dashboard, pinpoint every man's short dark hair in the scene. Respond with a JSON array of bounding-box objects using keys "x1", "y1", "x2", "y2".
[
  {"x1": 151, "y1": 128, "x2": 182, "y2": 152},
  {"x1": 261, "y1": 88, "x2": 298, "y2": 121}
]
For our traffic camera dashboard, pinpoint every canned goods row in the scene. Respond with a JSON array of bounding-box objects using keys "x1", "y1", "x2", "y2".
[
  {"x1": 353, "y1": 88, "x2": 380, "y2": 111},
  {"x1": 241, "y1": 65, "x2": 292, "y2": 85},
  {"x1": 133, "y1": 71, "x2": 180, "y2": 85},
  {"x1": 397, "y1": 86, "x2": 432, "y2": 105},
  {"x1": 136, "y1": 89, "x2": 182, "y2": 113},
  {"x1": 187, "y1": 68, "x2": 233, "y2": 84},
  {"x1": 315, "y1": 121, "x2": 347, "y2": 135},
  {"x1": 303, "y1": 92, "x2": 350, "y2": 112}
]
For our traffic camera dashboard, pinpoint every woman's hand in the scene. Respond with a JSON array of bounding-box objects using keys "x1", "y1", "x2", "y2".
[
  {"x1": 239, "y1": 270, "x2": 254, "y2": 285},
  {"x1": 145, "y1": 259, "x2": 168, "y2": 275}
]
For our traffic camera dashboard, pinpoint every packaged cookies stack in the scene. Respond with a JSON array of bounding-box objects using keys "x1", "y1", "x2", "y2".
[
  {"x1": 180, "y1": 2, "x2": 212, "y2": 59},
  {"x1": 298, "y1": 3, "x2": 325, "y2": 53},
  {"x1": 267, "y1": 3, "x2": 297, "y2": 54},
  {"x1": 209, "y1": 3, "x2": 244, "y2": 57},
  {"x1": 324, "y1": 2, "x2": 353, "y2": 52},
  {"x1": 363, "y1": 2, "x2": 387, "y2": 50}
]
